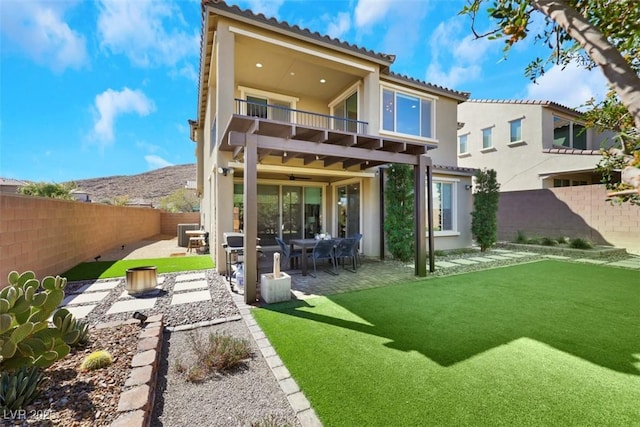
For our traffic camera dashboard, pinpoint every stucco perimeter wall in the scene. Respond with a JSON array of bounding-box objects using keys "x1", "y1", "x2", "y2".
[
  {"x1": 0, "y1": 194, "x2": 161, "y2": 285},
  {"x1": 160, "y1": 212, "x2": 201, "y2": 235},
  {"x1": 497, "y1": 185, "x2": 639, "y2": 252}
]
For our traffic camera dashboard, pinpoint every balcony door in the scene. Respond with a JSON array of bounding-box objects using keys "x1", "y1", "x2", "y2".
[{"x1": 333, "y1": 92, "x2": 358, "y2": 132}]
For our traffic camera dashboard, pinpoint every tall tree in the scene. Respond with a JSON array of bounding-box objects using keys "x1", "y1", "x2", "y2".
[
  {"x1": 384, "y1": 164, "x2": 415, "y2": 262},
  {"x1": 461, "y1": 0, "x2": 640, "y2": 204},
  {"x1": 18, "y1": 182, "x2": 76, "y2": 200},
  {"x1": 471, "y1": 169, "x2": 501, "y2": 252}
]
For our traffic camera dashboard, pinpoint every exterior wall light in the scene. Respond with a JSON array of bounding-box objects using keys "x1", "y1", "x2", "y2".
[{"x1": 217, "y1": 167, "x2": 234, "y2": 176}]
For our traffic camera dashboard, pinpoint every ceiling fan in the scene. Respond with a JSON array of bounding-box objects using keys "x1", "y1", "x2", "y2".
[{"x1": 288, "y1": 174, "x2": 312, "y2": 181}]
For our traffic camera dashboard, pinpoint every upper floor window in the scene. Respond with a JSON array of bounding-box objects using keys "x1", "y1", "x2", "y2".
[
  {"x1": 458, "y1": 134, "x2": 469, "y2": 154},
  {"x1": 510, "y1": 118, "x2": 522, "y2": 142},
  {"x1": 482, "y1": 127, "x2": 493, "y2": 149},
  {"x1": 382, "y1": 88, "x2": 434, "y2": 139},
  {"x1": 553, "y1": 116, "x2": 587, "y2": 149}
]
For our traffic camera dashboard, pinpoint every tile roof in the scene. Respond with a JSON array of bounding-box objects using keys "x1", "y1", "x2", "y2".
[
  {"x1": 464, "y1": 99, "x2": 584, "y2": 116},
  {"x1": 201, "y1": 0, "x2": 395, "y2": 64},
  {"x1": 543, "y1": 147, "x2": 602, "y2": 155},
  {"x1": 433, "y1": 165, "x2": 477, "y2": 175},
  {"x1": 385, "y1": 72, "x2": 470, "y2": 101}
]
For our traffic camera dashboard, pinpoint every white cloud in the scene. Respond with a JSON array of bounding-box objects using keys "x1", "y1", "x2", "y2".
[
  {"x1": 145, "y1": 155, "x2": 174, "y2": 170},
  {"x1": 92, "y1": 88, "x2": 155, "y2": 143},
  {"x1": 0, "y1": 0, "x2": 88, "y2": 72},
  {"x1": 97, "y1": 0, "x2": 199, "y2": 68},
  {"x1": 241, "y1": 0, "x2": 285, "y2": 18},
  {"x1": 524, "y1": 62, "x2": 608, "y2": 109},
  {"x1": 424, "y1": 18, "x2": 495, "y2": 89},
  {"x1": 354, "y1": 0, "x2": 393, "y2": 28},
  {"x1": 326, "y1": 12, "x2": 351, "y2": 39}
]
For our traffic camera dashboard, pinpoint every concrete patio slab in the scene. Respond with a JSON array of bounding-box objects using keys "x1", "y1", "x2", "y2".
[
  {"x1": 467, "y1": 257, "x2": 495, "y2": 263},
  {"x1": 170, "y1": 290, "x2": 211, "y2": 305},
  {"x1": 64, "y1": 304, "x2": 98, "y2": 319},
  {"x1": 106, "y1": 298, "x2": 157, "y2": 314},
  {"x1": 175, "y1": 272, "x2": 207, "y2": 282},
  {"x1": 435, "y1": 261, "x2": 459, "y2": 268},
  {"x1": 63, "y1": 291, "x2": 111, "y2": 306},
  {"x1": 449, "y1": 259, "x2": 478, "y2": 265},
  {"x1": 574, "y1": 258, "x2": 607, "y2": 264},
  {"x1": 173, "y1": 279, "x2": 208, "y2": 292}
]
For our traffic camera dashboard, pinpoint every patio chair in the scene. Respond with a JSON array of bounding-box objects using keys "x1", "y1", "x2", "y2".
[
  {"x1": 334, "y1": 238, "x2": 358, "y2": 273},
  {"x1": 310, "y1": 239, "x2": 338, "y2": 277},
  {"x1": 349, "y1": 233, "x2": 363, "y2": 267},
  {"x1": 275, "y1": 237, "x2": 303, "y2": 270}
]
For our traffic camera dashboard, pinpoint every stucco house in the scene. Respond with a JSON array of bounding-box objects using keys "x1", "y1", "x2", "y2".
[
  {"x1": 457, "y1": 99, "x2": 614, "y2": 192},
  {"x1": 190, "y1": 0, "x2": 474, "y2": 302}
]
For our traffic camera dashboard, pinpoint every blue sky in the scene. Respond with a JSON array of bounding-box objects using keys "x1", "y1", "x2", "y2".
[{"x1": 0, "y1": 0, "x2": 608, "y2": 182}]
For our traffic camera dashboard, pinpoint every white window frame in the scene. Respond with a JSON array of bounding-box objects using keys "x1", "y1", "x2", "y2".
[
  {"x1": 238, "y1": 86, "x2": 299, "y2": 121},
  {"x1": 379, "y1": 82, "x2": 438, "y2": 142},
  {"x1": 329, "y1": 82, "x2": 361, "y2": 132},
  {"x1": 552, "y1": 115, "x2": 588, "y2": 149},
  {"x1": 428, "y1": 177, "x2": 459, "y2": 236},
  {"x1": 458, "y1": 133, "x2": 470, "y2": 156},
  {"x1": 481, "y1": 126, "x2": 494, "y2": 151}
]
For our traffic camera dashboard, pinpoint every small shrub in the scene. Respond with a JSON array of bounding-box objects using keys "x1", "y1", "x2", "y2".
[
  {"x1": 569, "y1": 238, "x2": 593, "y2": 249},
  {"x1": 433, "y1": 250, "x2": 447, "y2": 257},
  {"x1": 186, "y1": 365, "x2": 206, "y2": 383},
  {"x1": 180, "y1": 331, "x2": 252, "y2": 381},
  {"x1": 174, "y1": 358, "x2": 187, "y2": 374},
  {"x1": 80, "y1": 350, "x2": 112, "y2": 371},
  {"x1": 0, "y1": 367, "x2": 47, "y2": 410},
  {"x1": 540, "y1": 237, "x2": 558, "y2": 246},
  {"x1": 251, "y1": 415, "x2": 294, "y2": 427},
  {"x1": 515, "y1": 230, "x2": 528, "y2": 244},
  {"x1": 556, "y1": 236, "x2": 568, "y2": 244},
  {"x1": 527, "y1": 237, "x2": 541, "y2": 245}
]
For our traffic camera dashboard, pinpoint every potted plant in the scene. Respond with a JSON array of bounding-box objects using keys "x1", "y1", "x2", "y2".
[{"x1": 260, "y1": 252, "x2": 291, "y2": 303}]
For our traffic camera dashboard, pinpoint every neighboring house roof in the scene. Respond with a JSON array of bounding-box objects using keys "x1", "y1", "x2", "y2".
[
  {"x1": 0, "y1": 178, "x2": 27, "y2": 186},
  {"x1": 201, "y1": 0, "x2": 395, "y2": 66},
  {"x1": 543, "y1": 148, "x2": 602, "y2": 155},
  {"x1": 433, "y1": 165, "x2": 477, "y2": 176},
  {"x1": 464, "y1": 99, "x2": 584, "y2": 117}
]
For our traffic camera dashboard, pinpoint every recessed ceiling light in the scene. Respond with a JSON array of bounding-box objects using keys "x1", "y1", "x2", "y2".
[
  {"x1": 256, "y1": 63, "x2": 263, "y2": 68},
  {"x1": 290, "y1": 72, "x2": 295, "y2": 76},
  {"x1": 320, "y1": 78, "x2": 326, "y2": 84}
]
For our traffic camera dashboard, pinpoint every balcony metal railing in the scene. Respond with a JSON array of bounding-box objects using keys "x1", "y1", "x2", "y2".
[{"x1": 234, "y1": 98, "x2": 368, "y2": 134}]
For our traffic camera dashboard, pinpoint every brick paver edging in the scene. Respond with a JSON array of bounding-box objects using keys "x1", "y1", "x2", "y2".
[{"x1": 94, "y1": 314, "x2": 164, "y2": 427}]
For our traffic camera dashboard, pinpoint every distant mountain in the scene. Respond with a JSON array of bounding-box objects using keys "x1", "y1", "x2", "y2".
[{"x1": 70, "y1": 164, "x2": 196, "y2": 207}]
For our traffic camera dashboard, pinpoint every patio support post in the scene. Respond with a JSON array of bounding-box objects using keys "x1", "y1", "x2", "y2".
[
  {"x1": 426, "y1": 157, "x2": 435, "y2": 273},
  {"x1": 243, "y1": 134, "x2": 258, "y2": 303},
  {"x1": 415, "y1": 155, "x2": 428, "y2": 277}
]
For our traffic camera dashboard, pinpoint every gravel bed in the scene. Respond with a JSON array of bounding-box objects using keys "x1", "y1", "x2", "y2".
[
  {"x1": 65, "y1": 269, "x2": 240, "y2": 328},
  {"x1": 151, "y1": 320, "x2": 301, "y2": 427}
]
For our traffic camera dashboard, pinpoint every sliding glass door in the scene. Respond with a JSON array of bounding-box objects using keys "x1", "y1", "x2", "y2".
[{"x1": 336, "y1": 183, "x2": 360, "y2": 238}]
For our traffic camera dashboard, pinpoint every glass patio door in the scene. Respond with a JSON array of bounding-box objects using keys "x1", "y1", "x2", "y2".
[
  {"x1": 333, "y1": 92, "x2": 358, "y2": 132},
  {"x1": 336, "y1": 183, "x2": 360, "y2": 238}
]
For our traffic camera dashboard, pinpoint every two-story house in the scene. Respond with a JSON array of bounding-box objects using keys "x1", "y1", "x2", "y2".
[
  {"x1": 190, "y1": 0, "x2": 474, "y2": 302},
  {"x1": 457, "y1": 100, "x2": 614, "y2": 191}
]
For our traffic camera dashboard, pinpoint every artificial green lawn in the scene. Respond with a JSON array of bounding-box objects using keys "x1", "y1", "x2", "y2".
[
  {"x1": 61, "y1": 256, "x2": 214, "y2": 281},
  {"x1": 253, "y1": 260, "x2": 640, "y2": 426}
]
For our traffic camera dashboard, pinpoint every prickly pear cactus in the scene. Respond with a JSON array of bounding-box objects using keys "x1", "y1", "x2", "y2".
[{"x1": 0, "y1": 271, "x2": 72, "y2": 370}]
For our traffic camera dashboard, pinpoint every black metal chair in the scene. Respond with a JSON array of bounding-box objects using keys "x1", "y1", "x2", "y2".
[
  {"x1": 349, "y1": 233, "x2": 363, "y2": 267},
  {"x1": 275, "y1": 237, "x2": 303, "y2": 270},
  {"x1": 310, "y1": 239, "x2": 337, "y2": 277},
  {"x1": 334, "y1": 238, "x2": 358, "y2": 273}
]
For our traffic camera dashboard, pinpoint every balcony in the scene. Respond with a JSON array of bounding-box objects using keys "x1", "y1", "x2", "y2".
[{"x1": 235, "y1": 99, "x2": 368, "y2": 134}]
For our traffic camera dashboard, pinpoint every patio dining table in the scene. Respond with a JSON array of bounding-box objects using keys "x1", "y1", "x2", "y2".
[{"x1": 290, "y1": 238, "x2": 344, "y2": 276}]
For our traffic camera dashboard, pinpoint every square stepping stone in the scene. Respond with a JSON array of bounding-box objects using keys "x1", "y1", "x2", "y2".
[
  {"x1": 173, "y1": 280, "x2": 208, "y2": 292},
  {"x1": 63, "y1": 305, "x2": 97, "y2": 319},
  {"x1": 543, "y1": 255, "x2": 570, "y2": 260},
  {"x1": 467, "y1": 257, "x2": 495, "y2": 263},
  {"x1": 84, "y1": 280, "x2": 120, "y2": 292},
  {"x1": 574, "y1": 258, "x2": 607, "y2": 264},
  {"x1": 491, "y1": 249, "x2": 512, "y2": 253},
  {"x1": 63, "y1": 291, "x2": 110, "y2": 306},
  {"x1": 175, "y1": 272, "x2": 206, "y2": 282},
  {"x1": 484, "y1": 255, "x2": 512, "y2": 260},
  {"x1": 499, "y1": 253, "x2": 529, "y2": 258},
  {"x1": 171, "y1": 290, "x2": 211, "y2": 305},
  {"x1": 449, "y1": 259, "x2": 478, "y2": 265},
  {"x1": 607, "y1": 260, "x2": 640, "y2": 268},
  {"x1": 435, "y1": 261, "x2": 458, "y2": 268},
  {"x1": 106, "y1": 298, "x2": 156, "y2": 314}
]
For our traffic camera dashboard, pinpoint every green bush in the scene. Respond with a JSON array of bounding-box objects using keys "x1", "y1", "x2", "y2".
[
  {"x1": 471, "y1": 169, "x2": 500, "y2": 252},
  {"x1": 384, "y1": 164, "x2": 414, "y2": 261},
  {"x1": 556, "y1": 236, "x2": 568, "y2": 244},
  {"x1": 527, "y1": 237, "x2": 541, "y2": 245},
  {"x1": 570, "y1": 238, "x2": 593, "y2": 249},
  {"x1": 180, "y1": 331, "x2": 252, "y2": 382},
  {"x1": 541, "y1": 237, "x2": 558, "y2": 246},
  {"x1": 515, "y1": 230, "x2": 528, "y2": 244}
]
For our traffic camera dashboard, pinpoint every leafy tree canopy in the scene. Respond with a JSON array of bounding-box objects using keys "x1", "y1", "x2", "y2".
[
  {"x1": 18, "y1": 182, "x2": 76, "y2": 200},
  {"x1": 160, "y1": 188, "x2": 200, "y2": 213}
]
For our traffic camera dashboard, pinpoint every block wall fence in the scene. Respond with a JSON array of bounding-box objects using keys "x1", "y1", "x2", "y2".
[
  {"x1": 0, "y1": 194, "x2": 200, "y2": 286},
  {"x1": 497, "y1": 185, "x2": 639, "y2": 252}
]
